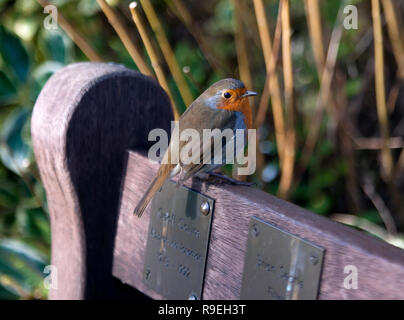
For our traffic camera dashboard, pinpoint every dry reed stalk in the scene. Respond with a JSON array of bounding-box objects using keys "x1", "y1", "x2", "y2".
[
  {"x1": 254, "y1": 76, "x2": 271, "y2": 129},
  {"x1": 167, "y1": 0, "x2": 227, "y2": 75},
  {"x1": 331, "y1": 214, "x2": 402, "y2": 246},
  {"x1": 140, "y1": 0, "x2": 194, "y2": 107},
  {"x1": 382, "y1": 0, "x2": 404, "y2": 180},
  {"x1": 304, "y1": 0, "x2": 325, "y2": 71},
  {"x1": 278, "y1": 0, "x2": 296, "y2": 199},
  {"x1": 129, "y1": 2, "x2": 179, "y2": 120},
  {"x1": 301, "y1": 2, "x2": 360, "y2": 201},
  {"x1": 396, "y1": 148, "x2": 404, "y2": 178},
  {"x1": 386, "y1": 74, "x2": 400, "y2": 114},
  {"x1": 305, "y1": 0, "x2": 357, "y2": 139},
  {"x1": 371, "y1": 0, "x2": 394, "y2": 179},
  {"x1": 361, "y1": 174, "x2": 397, "y2": 235},
  {"x1": 232, "y1": 0, "x2": 253, "y2": 181},
  {"x1": 253, "y1": 0, "x2": 286, "y2": 168},
  {"x1": 97, "y1": 0, "x2": 153, "y2": 77},
  {"x1": 37, "y1": 0, "x2": 102, "y2": 61},
  {"x1": 182, "y1": 66, "x2": 202, "y2": 92},
  {"x1": 254, "y1": 1, "x2": 283, "y2": 129},
  {"x1": 295, "y1": 5, "x2": 342, "y2": 184},
  {"x1": 382, "y1": 0, "x2": 404, "y2": 80},
  {"x1": 236, "y1": 0, "x2": 262, "y2": 48},
  {"x1": 335, "y1": 75, "x2": 361, "y2": 213},
  {"x1": 233, "y1": 0, "x2": 253, "y2": 95},
  {"x1": 354, "y1": 137, "x2": 404, "y2": 149}
]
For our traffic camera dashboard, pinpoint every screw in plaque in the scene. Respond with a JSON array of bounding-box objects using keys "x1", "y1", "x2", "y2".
[
  {"x1": 309, "y1": 255, "x2": 319, "y2": 265},
  {"x1": 251, "y1": 223, "x2": 260, "y2": 237},
  {"x1": 144, "y1": 268, "x2": 151, "y2": 280},
  {"x1": 200, "y1": 201, "x2": 210, "y2": 216},
  {"x1": 188, "y1": 293, "x2": 198, "y2": 300}
]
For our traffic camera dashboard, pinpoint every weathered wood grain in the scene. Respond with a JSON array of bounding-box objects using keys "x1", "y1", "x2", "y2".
[
  {"x1": 31, "y1": 62, "x2": 173, "y2": 299},
  {"x1": 113, "y1": 151, "x2": 404, "y2": 300}
]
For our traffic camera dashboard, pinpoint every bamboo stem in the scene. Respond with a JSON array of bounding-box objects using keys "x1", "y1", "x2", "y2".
[
  {"x1": 278, "y1": 0, "x2": 296, "y2": 199},
  {"x1": 97, "y1": 0, "x2": 153, "y2": 77},
  {"x1": 140, "y1": 0, "x2": 194, "y2": 107},
  {"x1": 233, "y1": 0, "x2": 253, "y2": 92},
  {"x1": 304, "y1": 0, "x2": 325, "y2": 71},
  {"x1": 361, "y1": 175, "x2": 397, "y2": 235},
  {"x1": 382, "y1": 0, "x2": 404, "y2": 80},
  {"x1": 37, "y1": 0, "x2": 102, "y2": 61},
  {"x1": 296, "y1": 3, "x2": 343, "y2": 186},
  {"x1": 254, "y1": 1, "x2": 283, "y2": 129},
  {"x1": 129, "y1": 2, "x2": 179, "y2": 120},
  {"x1": 354, "y1": 137, "x2": 404, "y2": 150},
  {"x1": 232, "y1": 0, "x2": 254, "y2": 181},
  {"x1": 371, "y1": 0, "x2": 394, "y2": 179},
  {"x1": 395, "y1": 147, "x2": 404, "y2": 178},
  {"x1": 253, "y1": 0, "x2": 286, "y2": 168},
  {"x1": 381, "y1": 0, "x2": 404, "y2": 180},
  {"x1": 386, "y1": 74, "x2": 400, "y2": 113}
]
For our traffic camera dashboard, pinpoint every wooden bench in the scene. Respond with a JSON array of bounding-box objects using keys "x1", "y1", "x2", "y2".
[{"x1": 32, "y1": 62, "x2": 404, "y2": 300}]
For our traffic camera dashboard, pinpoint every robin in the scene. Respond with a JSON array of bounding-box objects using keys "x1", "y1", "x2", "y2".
[{"x1": 134, "y1": 78, "x2": 257, "y2": 217}]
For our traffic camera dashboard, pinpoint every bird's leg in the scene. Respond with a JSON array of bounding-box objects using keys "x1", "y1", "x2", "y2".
[
  {"x1": 175, "y1": 166, "x2": 185, "y2": 188},
  {"x1": 204, "y1": 171, "x2": 256, "y2": 186}
]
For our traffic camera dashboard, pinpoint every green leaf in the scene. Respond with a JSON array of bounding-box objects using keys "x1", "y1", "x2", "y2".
[
  {"x1": 309, "y1": 192, "x2": 333, "y2": 215},
  {"x1": 43, "y1": 31, "x2": 66, "y2": 63},
  {"x1": 0, "y1": 108, "x2": 32, "y2": 175},
  {"x1": 0, "y1": 239, "x2": 47, "y2": 276},
  {"x1": 30, "y1": 61, "x2": 64, "y2": 100},
  {"x1": 0, "y1": 239, "x2": 48, "y2": 299},
  {"x1": 78, "y1": 0, "x2": 100, "y2": 16},
  {"x1": 0, "y1": 26, "x2": 30, "y2": 83},
  {"x1": 0, "y1": 70, "x2": 17, "y2": 104},
  {"x1": 359, "y1": 210, "x2": 383, "y2": 225},
  {"x1": 0, "y1": 284, "x2": 20, "y2": 300},
  {"x1": 208, "y1": 0, "x2": 234, "y2": 34},
  {"x1": 345, "y1": 78, "x2": 362, "y2": 97},
  {"x1": 0, "y1": 183, "x2": 18, "y2": 208}
]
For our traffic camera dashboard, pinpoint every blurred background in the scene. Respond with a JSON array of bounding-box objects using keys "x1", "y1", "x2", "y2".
[{"x1": 1, "y1": 0, "x2": 404, "y2": 299}]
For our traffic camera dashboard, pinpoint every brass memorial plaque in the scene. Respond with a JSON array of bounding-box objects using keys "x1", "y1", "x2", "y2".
[
  {"x1": 240, "y1": 217, "x2": 324, "y2": 300},
  {"x1": 143, "y1": 180, "x2": 214, "y2": 300}
]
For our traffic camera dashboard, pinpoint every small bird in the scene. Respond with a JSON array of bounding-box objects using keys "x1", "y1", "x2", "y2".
[{"x1": 134, "y1": 78, "x2": 257, "y2": 217}]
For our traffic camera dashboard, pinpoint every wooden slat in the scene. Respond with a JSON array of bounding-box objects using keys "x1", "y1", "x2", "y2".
[{"x1": 113, "y1": 151, "x2": 404, "y2": 300}]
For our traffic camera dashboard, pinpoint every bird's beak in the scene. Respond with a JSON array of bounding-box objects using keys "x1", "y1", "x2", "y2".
[{"x1": 241, "y1": 91, "x2": 257, "y2": 98}]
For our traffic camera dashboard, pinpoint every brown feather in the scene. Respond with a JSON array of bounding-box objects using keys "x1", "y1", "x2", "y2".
[{"x1": 133, "y1": 164, "x2": 174, "y2": 217}]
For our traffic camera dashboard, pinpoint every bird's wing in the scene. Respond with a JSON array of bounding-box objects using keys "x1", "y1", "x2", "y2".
[{"x1": 173, "y1": 107, "x2": 246, "y2": 185}]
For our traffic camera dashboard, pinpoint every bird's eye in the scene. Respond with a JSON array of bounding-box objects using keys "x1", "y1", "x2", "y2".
[{"x1": 223, "y1": 92, "x2": 232, "y2": 99}]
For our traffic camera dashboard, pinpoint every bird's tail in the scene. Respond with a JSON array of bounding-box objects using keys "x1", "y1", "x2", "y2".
[{"x1": 133, "y1": 166, "x2": 172, "y2": 218}]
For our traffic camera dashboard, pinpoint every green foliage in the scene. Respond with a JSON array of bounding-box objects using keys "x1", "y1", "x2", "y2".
[
  {"x1": 0, "y1": 1, "x2": 69, "y2": 299},
  {"x1": 0, "y1": 239, "x2": 48, "y2": 299},
  {"x1": 0, "y1": 25, "x2": 30, "y2": 83}
]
